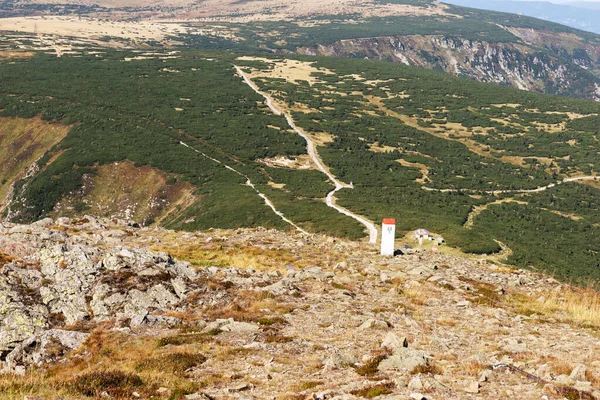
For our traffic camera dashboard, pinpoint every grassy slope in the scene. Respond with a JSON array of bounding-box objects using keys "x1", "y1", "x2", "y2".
[
  {"x1": 0, "y1": 117, "x2": 69, "y2": 207},
  {"x1": 50, "y1": 161, "x2": 198, "y2": 225}
]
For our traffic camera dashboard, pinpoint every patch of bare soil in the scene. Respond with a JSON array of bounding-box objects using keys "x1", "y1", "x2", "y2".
[
  {"x1": 0, "y1": 51, "x2": 34, "y2": 59},
  {"x1": 258, "y1": 155, "x2": 316, "y2": 170},
  {"x1": 173, "y1": 0, "x2": 454, "y2": 21},
  {"x1": 0, "y1": 16, "x2": 190, "y2": 42},
  {"x1": 239, "y1": 57, "x2": 336, "y2": 86}
]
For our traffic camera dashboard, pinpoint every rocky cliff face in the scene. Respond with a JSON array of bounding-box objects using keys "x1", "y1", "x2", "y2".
[
  {"x1": 2, "y1": 217, "x2": 600, "y2": 399},
  {"x1": 298, "y1": 31, "x2": 600, "y2": 100}
]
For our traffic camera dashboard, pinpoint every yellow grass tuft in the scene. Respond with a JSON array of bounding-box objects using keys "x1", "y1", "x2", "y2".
[{"x1": 510, "y1": 285, "x2": 600, "y2": 328}]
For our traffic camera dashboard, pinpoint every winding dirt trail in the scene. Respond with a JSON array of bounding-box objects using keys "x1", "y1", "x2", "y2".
[
  {"x1": 464, "y1": 199, "x2": 528, "y2": 228},
  {"x1": 235, "y1": 65, "x2": 378, "y2": 244},
  {"x1": 423, "y1": 175, "x2": 599, "y2": 195},
  {"x1": 179, "y1": 142, "x2": 309, "y2": 235}
]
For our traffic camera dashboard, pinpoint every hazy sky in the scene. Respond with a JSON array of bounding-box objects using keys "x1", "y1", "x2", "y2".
[
  {"x1": 522, "y1": 0, "x2": 599, "y2": 2},
  {"x1": 497, "y1": 0, "x2": 600, "y2": 2}
]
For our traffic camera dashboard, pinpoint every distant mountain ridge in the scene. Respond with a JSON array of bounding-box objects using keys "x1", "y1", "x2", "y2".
[{"x1": 4, "y1": 0, "x2": 600, "y2": 101}]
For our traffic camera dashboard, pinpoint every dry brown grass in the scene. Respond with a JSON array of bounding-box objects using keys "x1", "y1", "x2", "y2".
[
  {"x1": 549, "y1": 358, "x2": 574, "y2": 376},
  {"x1": 0, "y1": 253, "x2": 15, "y2": 265},
  {"x1": 510, "y1": 285, "x2": 600, "y2": 328},
  {"x1": 0, "y1": 116, "x2": 70, "y2": 205},
  {"x1": 410, "y1": 363, "x2": 444, "y2": 375},
  {"x1": 585, "y1": 369, "x2": 600, "y2": 387},
  {"x1": 435, "y1": 318, "x2": 457, "y2": 327},
  {"x1": 459, "y1": 276, "x2": 504, "y2": 307},
  {"x1": 354, "y1": 350, "x2": 391, "y2": 377},
  {"x1": 462, "y1": 360, "x2": 488, "y2": 376},
  {"x1": 153, "y1": 241, "x2": 297, "y2": 272},
  {"x1": 204, "y1": 289, "x2": 293, "y2": 326},
  {"x1": 0, "y1": 322, "x2": 224, "y2": 398},
  {"x1": 403, "y1": 285, "x2": 431, "y2": 306},
  {"x1": 289, "y1": 380, "x2": 323, "y2": 392},
  {"x1": 350, "y1": 382, "x2": 395, "y2": 398}
]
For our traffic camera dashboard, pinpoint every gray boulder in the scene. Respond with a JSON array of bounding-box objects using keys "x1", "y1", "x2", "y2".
[
  {"x1": 4, "y1": 329, "x2": 88, "y2": 370},
  {"x1": 378, "y1": 347, "x2": 430, "y2": 372}
]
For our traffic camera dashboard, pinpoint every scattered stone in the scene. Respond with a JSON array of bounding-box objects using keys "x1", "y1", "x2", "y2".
[
  {"x1": 222, "y1": 320, "x2": 260, "y2": 333},
  {"x1": 184, "y1": 394, "x2": 211, "y2": 400},
  {"x1": 501, "y1": 338, "x2": 527, "y2": 353},
  {"x1": 156, "y1": 387, "x2": 172, "y2": 396},
  {"x1": 479, "y1": 369, "x2": 493, "y2": 383},
  {"x1": 4, "y1": 330, "x2": 89, "y2": 371},
  {"x1": 570, "y1": 364, "x2": 587, "y2": 381},
  {"x1": 408, "y1": 376, "x2": 423, "y2": 390},
  {"x1": 555, "y1": 374, "x2": 575, "y2": 386},
  {"x1": 324, "y1": 351, "x2": 359, "y2": 369},
  {"x1": 359, "y1": 318, "x2": 389, "y2": 330},
  {"x1": 378, "y1": 347, "x2": 430, "y2": 372},
  {"x1": 381, "y1": 332, "x2": 408, "y2": 351},
  {"x1": 226, "y1": 382, "x2": 251, "y2": 392},
  {"x1": 456, "y1": 300, "x2": 471, "y2": 308},
  {"x1": 1, "y1": 217, "x2": 599, "y2": 400},
  {"x1": 574, "y1": 381, "x2": 592, "y2": 391},
  {"x1": 464, "y1": 381, "x2": 480, "y2": 394}
]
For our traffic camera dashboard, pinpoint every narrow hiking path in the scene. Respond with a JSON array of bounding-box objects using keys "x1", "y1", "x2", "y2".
[
  {"x1": 464, "y1": 196, "x2": 583, "y2": 230},
  {"x1": 423, "y1": 175, "x2": 599, "y2": 195},
  {"x1": 235, "y1": 65, "x2": 378, "y2": 244},
  {"x1": 365, "y1": 95, "x2": 524, "y2": 167},
  {"x1": 464, "y1": 199, "x2": 528, "y2": 228},
  {"x1": 179, "y1": 142, "x2": 309, "y2": 235},
  {"x1": 365, "y1": 95, "x2": 600, "y2": 194}
]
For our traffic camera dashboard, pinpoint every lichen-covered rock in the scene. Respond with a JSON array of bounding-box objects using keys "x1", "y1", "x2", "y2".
[
  {"x1": 0, "y1": 219, "x2": 203, "y2": 370},
  {"x1": 4, "y1": 329, "x2": 88, "y2": 370},
  {"x1": 378, "y1": 347, "x2": 430, "y2": 372},
  {"x1": 0, "y1": 271, "x2": 48, "y2": 354}
]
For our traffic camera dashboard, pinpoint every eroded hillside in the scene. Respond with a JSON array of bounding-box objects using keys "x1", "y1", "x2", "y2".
[{"x1": 0, "y1": 116, "x2": 69, "y2": 214}]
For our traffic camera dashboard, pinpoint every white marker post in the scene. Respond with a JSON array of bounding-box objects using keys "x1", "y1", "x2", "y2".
[{"x1": 381, "y1": 218, "x2": 396, "y2": 256}]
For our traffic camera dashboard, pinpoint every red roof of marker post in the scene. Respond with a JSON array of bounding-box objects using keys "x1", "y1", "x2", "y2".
[{"x1": 382, "y1": 218, "x2": 396, "y2": 225}]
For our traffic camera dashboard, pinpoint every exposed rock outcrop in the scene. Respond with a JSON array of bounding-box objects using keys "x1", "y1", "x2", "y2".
[
  {"x1": 0, "y1": 217, "x2": 202, "y2": 371},
  {"x1": 298, "y1": 33, "x2": 600, "y2": 101}
]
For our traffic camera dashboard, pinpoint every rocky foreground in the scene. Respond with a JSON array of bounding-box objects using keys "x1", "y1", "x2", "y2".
[{"x1": 0, "y1": 217, "x2": 599, "y2": 399}]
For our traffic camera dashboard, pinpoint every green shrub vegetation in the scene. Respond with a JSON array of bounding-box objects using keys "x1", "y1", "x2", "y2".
[
  {"x1": 2, "y1": 49, "x2": 600, "y2": 282},
  {"x1": 237, "y1": 54, "x2": 600, "y2": 282}
]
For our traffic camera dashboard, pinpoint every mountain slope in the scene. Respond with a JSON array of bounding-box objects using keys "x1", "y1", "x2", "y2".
[
  {"x1": 1, "y1": 218, "x2": 600, "y2": 399},
  {"x1": 3, "y1": 0, "x2": 600, "y2": 100},
  {"x1": 2, "y1": 48, "x2": 600, "y2": 282}
]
